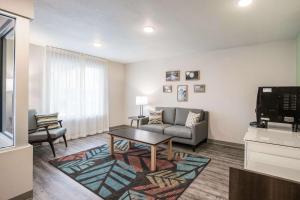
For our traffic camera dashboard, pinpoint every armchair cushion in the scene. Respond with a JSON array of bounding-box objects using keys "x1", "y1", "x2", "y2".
[
  {"x1": 29, "y1": 127, "x2": 67, "y2": 142},
  {"x1": 164, "y1": 125, "x2": 192, "y2": 139},
  {"x1": 35, "y1": 113, "x2": 60, "y2": 131}
]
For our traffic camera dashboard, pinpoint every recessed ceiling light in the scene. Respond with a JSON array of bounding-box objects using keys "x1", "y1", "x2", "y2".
[
  {"x1": 93, "y1": 42, "x2": 102, "y2": 47},
  {"x1": 238, "y1": 0, "x2": 253, "y2": 7},
  {"x1": 144, "y1": 26, "x2": 155, "y2": 33}
]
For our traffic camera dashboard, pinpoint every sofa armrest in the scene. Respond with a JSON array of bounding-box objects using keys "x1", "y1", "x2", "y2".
[
  {"x1": 139, "y1": 117, "x2": 149, "y2": 126},
  {"x1": 191, "y1": 120, "x2": 208, "y2": 145}
]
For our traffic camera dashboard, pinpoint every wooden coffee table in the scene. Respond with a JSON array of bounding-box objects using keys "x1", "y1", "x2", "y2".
[{"x1": 107, "y1": 127, "x2": 173, "y2": 171}]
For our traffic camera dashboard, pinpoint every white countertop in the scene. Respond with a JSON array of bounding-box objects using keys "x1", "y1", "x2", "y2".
[{"x1": 244, "y1": 126, "x2": 300, "y2": 148}]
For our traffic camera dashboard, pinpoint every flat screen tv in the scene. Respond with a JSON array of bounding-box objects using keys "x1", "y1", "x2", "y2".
[{"x1": 256, "y1": 87, "x2": 300, "y2": 131}]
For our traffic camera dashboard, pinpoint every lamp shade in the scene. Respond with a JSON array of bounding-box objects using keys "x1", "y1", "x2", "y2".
[{"x1": 136, "y1": 96, "x2": 148, "y2": 105}]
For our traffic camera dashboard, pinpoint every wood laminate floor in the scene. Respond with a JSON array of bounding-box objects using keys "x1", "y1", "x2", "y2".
[{"x1": 33, "y1": 132, "x2": 244, "y2": 200}]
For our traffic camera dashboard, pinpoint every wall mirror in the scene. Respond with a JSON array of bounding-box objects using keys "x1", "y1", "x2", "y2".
[{"x1": 0, "y1": 14, "x2": 15, "y2": 149}]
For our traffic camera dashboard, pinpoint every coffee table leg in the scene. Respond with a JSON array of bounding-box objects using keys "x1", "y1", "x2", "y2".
[
  {"x1": 151, "y1": 145, "x2": 157, "y2": 171},
  {"x1": 110, "y1": 135, "x2": 114, "y2": 154},
  {"x1": 167, "y1": 139, "x2": 173, "y2": 161}
]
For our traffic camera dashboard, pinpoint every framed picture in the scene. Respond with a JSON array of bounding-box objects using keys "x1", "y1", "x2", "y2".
[
  {"x1": 177, "y1": 85, "x2": 188, "y2": 102},
  {"x1": 166, "y1": 71, "x2": 180, "y2": 81},
  {"x1": 185, "y1": 71, "x2": 200, "y2": 81},
  {"x1": 194, "y1": 84, "x2": 205, "y2": 93},
  {"x1": 163, "y1": 85, "x2": 172, "y2": 93}
]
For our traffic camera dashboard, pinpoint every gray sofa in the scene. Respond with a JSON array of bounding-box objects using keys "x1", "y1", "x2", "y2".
[{"x1": 139, "y1": 107, "x2": 208, "y2": 151}]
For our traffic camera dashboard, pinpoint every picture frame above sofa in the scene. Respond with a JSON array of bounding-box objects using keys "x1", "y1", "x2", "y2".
[
  {"x1": 185, "y1": 71, "x2": 200, "y2": 81},
  {"x1": 166, "y1": 71, "x2": 180, "y2": 81},
  {"x1": 163, "y1": 85, "x2": 172, "y2": 93},
  {"x1": 194, "y1": 84, "x2": 206, "y2": 93},
  {"x1": 177, "y1": 85, "x2": 188, "y2": 102}
]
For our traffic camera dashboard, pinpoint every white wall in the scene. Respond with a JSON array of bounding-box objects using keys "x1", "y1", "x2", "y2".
[
  {"x1": 0, "y1": 0, "x2": 34, "y2": 19},
  {"x1": 29, "y1": 44, "x2": 45, "y2": 112},
  {"x1": 0, "y1": 145, "x2": 32, "y2": 200},
  {"x1": 108, "y1": 61, "x2": 126, "y2": 127},
  {"x1": 0, "y1": 4, "x2": 33, "y2": 199},
  {"x1": 125, "y1": 40, "x2": 296, "y2": 144},
  {"x1": 29, "y1": 44, "x2": 126, "y2": 127}
]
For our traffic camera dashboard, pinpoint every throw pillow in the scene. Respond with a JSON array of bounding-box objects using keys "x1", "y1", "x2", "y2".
[
  {"x1": 148, "y1": 110, "x2": 163, "y2": 124},
  {"x1": 185, "y1": 111, "x2": 201, "y2": 128},
  {"x1": 35, "y1": 113, "x2": 60, "y2": 131}
]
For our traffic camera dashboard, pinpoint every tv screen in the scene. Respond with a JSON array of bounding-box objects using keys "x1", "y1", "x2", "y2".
[{"x1": 256, "y1": 87, "x2": 300, "y2": 129}]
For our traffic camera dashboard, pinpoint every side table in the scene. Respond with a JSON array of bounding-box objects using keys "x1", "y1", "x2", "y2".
[{"x1": 128, "y1": 116, "x2": 145, "y2": 128}]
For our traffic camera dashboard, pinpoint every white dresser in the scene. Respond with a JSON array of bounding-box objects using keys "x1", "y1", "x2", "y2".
[{"x1": 244, "y1": 126, "x2": 300, "y2": 182}]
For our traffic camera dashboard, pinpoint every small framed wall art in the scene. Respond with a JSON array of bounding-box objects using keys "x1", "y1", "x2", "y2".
[
  {"x1": 194, "y1": 84, "x2": 206, "y2": 93},
  {"x1": 177, "y1": 85, "x2": 188, "y2": 102},
  {"x1": 163, "y1": 85, "x2": 172, "y2": 93},
  {"x1": 166, "y1": 71, "x2": 180, "y2": 81},
  {"x1": 185, "y1": 71, "x2": 200, "y2": 81}
]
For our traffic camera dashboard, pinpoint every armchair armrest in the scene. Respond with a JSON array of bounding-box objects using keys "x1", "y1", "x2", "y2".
[
  {"x1": 37, "y1": 124, "x2": 50, "y2": 130},
  {"x1": 139, "y1": 117, "x2": 149, "y2": 126},
  {"x1": 191, "y1": 120, "x2": 208, "y2": 145},
  {"x1": 34, "y1": 124, "x2": 52, "y2": 138},
  {"x1": 58, "y1": 119, "x2": 63, "y2": 127}
]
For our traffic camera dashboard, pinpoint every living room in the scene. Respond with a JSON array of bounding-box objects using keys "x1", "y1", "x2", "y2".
[{"x1": 1, "y1": 0, "x2": 300, "y2": 200}]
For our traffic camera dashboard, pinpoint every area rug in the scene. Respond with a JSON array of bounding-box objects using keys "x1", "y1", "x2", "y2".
[{"x1": 49, "y1": 140, "x2": 210, "y2": 200}]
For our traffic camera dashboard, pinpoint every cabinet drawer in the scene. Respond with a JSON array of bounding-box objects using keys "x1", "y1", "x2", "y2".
[
  {"x1": 245, "y1": 141, "x2": 300, "y2": 182},
  {"x1": 246, "y1": 151, "x2": 300, "y2": 182},
  {"x1": 247, "y1": 141, "x2": 300, "y2": 160}
]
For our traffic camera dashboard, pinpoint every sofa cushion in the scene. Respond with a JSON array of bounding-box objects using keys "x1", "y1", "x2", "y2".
[
  {"x1": 148, "y1": 110, "x2": 163, "y2": 124},
  {"x1": 164, "y1": 125, "x2": 192, "y2": 139},
  {"x1": 175, "y1": 108, "x2": 204, "y2": 126},
  {"x1": 140, "y1": 124, "x2": 172, "y2": 134},
  {"x1": 29, "y1": 127, "x2": 67, "y2": 142},
  {"x1": 156, "y1": 107, "x2": 176, "y2": 124},
  {"x1": 185, "y1": 112, "x2": 201, "y2": 128},
  {"x1": 35, "y1": 113, "x2": 60, "y2": 131}
]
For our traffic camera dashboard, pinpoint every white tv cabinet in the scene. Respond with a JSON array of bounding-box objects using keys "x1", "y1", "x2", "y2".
[{"x1": 244, "y1": 126, "x2": 300, "y2": 182}]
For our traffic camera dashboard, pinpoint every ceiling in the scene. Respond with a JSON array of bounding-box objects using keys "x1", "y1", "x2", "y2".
[{"x1": 31, "y1": 0, "x2": 300, "y2": 64}]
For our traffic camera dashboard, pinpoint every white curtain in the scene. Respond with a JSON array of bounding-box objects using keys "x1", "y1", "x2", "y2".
[{"x1": 44, "y1": 47, "x2": 109, "y2": 140}]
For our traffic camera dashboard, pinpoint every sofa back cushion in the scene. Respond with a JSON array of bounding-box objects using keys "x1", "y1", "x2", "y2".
[
  {"x1": 156, "y1": 107, "x2": 176, "y2": 124},
  {"x1": 175, "y1": 107, "x2": 204, "y2": 126}
]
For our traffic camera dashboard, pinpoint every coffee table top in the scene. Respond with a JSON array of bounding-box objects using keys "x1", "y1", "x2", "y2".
[{"x1": 108, "y1": 127, "x2": 173, "y2": 145}]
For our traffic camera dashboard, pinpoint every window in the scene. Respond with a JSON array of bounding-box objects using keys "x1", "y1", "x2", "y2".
[
  {"x1": 0, "y1": 15, "x2": 15, "y2": 149},
  {"x1": 44, "y1": 47, "x2": 109, "y2": 139}
]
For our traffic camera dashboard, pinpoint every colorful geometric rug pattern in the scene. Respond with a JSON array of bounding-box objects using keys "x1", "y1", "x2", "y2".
[{"x1": 49, "y1": 140, "x2": 210, "y2": 200}]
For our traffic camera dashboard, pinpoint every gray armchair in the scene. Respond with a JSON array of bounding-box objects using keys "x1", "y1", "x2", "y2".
[
  {"x1": 139, "y1": 107, "x2": 208, "y2": 152},
  {"x1": 28, "y1": 109, "x2": 67, "y2": 157}
]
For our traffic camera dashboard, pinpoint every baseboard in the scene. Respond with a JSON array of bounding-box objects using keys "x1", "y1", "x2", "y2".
[
  {"x1": 207, "y1": 139, "x2": 244, "y2": 150},
  {"x1": 9, "y1": 190, "x2": 33, "y2": 200}
]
